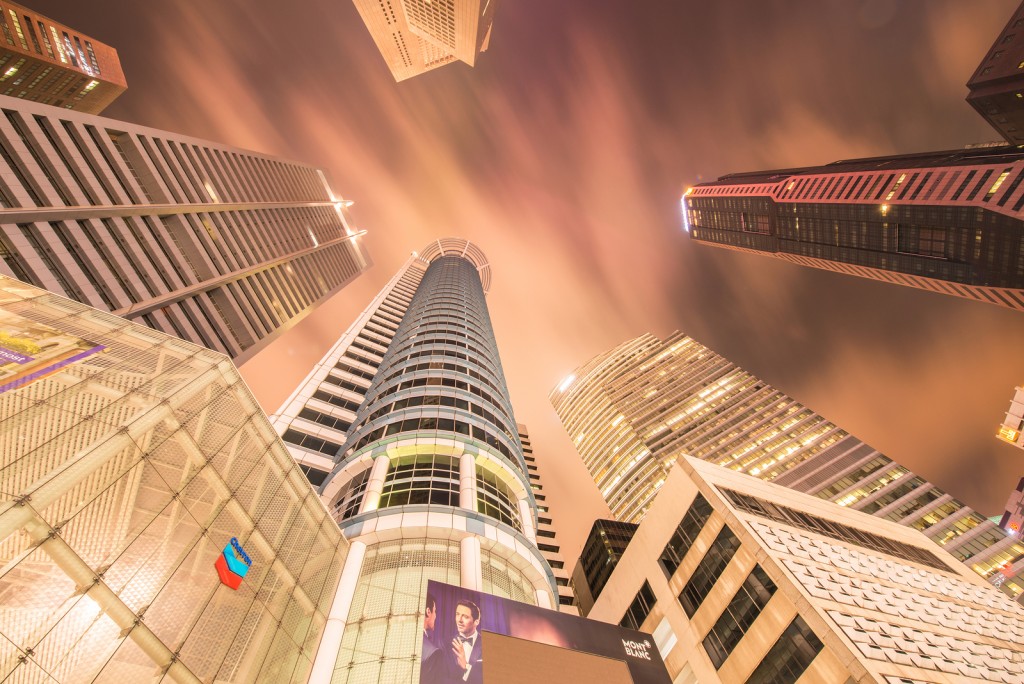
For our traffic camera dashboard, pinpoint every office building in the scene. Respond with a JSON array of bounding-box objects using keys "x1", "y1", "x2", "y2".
[
  {"x1": 350, "y1": 0, "x2": 498, "y2": 82},
  {"x1": 271, "y1": 238, "x2": 557, "y2": 683},
  {"x1": 967, "y1": 1, "x2": 1024, "y2": 145},
  {"x1": 0, "y1": 1, "x2": 126, "y2": 114},
  {"x1": 998, "y1": 384, "x2": 1024, "y2": 448},
  {"x1": 571, "y1": 519, "x2": 638, "y2": 617},
  {"x1": 0, "y1": 274, "x2": 347, "y2": 683},
  {"x1": 519, "y1": 423, "x2": 576, "y2": 611},
  {"x1": 588, "y1": 457, "x2": 1024, "y2": 684},
  {"x1": 684, "y1": 145, "x2": 1024, "y2": 311},
  {"x1": 551, "y1": 332, "x2": 1024, "y2": 599},
  {"x1": 0, "y1": 95, "x2": 370, "y2": 363}
]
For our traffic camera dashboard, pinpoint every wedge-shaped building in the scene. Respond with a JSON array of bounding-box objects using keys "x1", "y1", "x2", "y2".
[{"x1": 588, "y1": 457, "x2": 1024, "y2": 683}]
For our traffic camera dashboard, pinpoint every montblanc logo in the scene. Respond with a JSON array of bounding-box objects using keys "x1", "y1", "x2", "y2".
[{"x1": 622, "y1": 638, "x2": 652, "y2": 660}]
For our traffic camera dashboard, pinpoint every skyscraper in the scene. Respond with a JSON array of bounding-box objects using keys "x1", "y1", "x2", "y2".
[
  {"x1": 272, "y1": 238, "x2": 556, "y2": 682},
  {"x1": 684, "y1": 146, "x2": 1024, "y2": 311},
  {"x1": 0, "y1": 95, "x2": 370, "y2": 363},
  {"x1": 351, "y1": 0, "x2": 498, "y2": 82},
  {"x1": 0, "y1": 1, "x2": 126, "y2": 114},
  {"x1": 967, "y1": 0, "x2": 1024, "y2": 145},
  {"x1": 551, "y1": 331, "x2": 1024, "y2": 600}
]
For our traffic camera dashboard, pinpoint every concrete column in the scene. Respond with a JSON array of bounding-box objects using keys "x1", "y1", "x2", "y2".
[
  {"x1": 536, "y1": 588, "x2": 553, "y2": 610},
  {"x1": 358, "y1": 455, "x2": 391, "y2": 514},
  {"x1": 460, "y1": 453, "x2": 477, "y2": 510},
  {"x1": 460, "y1": 536, "x2": 482, "y2": 591},
  {"x1": 518, "y1": 498, "x2": 536, "y2": 542},
  {"x1": 308, "y1": 540, "x2": 367, "y2": 684}
]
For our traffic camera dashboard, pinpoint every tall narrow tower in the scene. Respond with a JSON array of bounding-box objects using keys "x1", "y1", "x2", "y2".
[{"x1": 273, "y1": 238, "x2": 555, "y2": 683}]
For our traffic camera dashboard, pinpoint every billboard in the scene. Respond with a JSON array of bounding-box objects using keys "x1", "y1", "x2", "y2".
[
  {"x1": 421, "y1": 580, "x2": 671, "y2": 684},
  {"x1": 0, "y1": 309, "x2": 105, "y2": 394}
]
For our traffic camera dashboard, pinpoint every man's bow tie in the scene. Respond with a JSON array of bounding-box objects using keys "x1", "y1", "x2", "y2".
[{"x1": 457, "y1": 635, "x2": 472, "y2": 643}]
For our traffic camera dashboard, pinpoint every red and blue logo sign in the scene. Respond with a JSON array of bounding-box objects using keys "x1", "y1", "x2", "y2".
[{"x1": 214, "y1": 537, "x2": 252, "y2": 590}]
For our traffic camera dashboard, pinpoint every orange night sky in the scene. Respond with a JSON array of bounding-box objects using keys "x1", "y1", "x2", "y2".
[{"x1": 34, "y1": 0, "x2": 1024, "y2": 561}]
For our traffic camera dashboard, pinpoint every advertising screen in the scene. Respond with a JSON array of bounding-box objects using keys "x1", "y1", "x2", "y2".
[
  {"x1": 0, "y1": 309, "x2": 105, "y2": 394},
  {"x1": 421, "y1": 580, "x2": 671, "y2": 684}
]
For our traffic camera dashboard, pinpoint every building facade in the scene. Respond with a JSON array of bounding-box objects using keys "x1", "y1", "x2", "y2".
[
  {"x1": 588, "y1": 457, "x2": 1024, "y2": 684},
  {"x1": 0, "y1": 1, "x2": 126, "y2": 114},
  {"x1": 551, "y1": 332, "x2": 1024, "y2": 600},
  {"x1": 519, "y1": 423, "x2": 576, "y2": 611},
  {"x1": 0, "y1": 274, "x2": 347, "y2": 683},
  {"x1": 350, "y1": 0, "x2": 498, "y2": 81},
  {"x1": 271, "y1": 238, "x2": 556, "y2": 683},
  {"x1": 967, "y1": 1, "x2": 1024, "y2": 145},
  {"x1": 571, "y1": 519, "x2": 638, "y2": 617},
  {"x1": 0, "y1": 94, "x2": 370, "y2": 363},
  {"x1": 684, "y1": 146, "x2": 1024, "y2": 311}
]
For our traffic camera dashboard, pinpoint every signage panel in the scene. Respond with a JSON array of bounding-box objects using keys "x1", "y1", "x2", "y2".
[{"x1": 420, "y1": 580, "x2": 671, "y2": 684}]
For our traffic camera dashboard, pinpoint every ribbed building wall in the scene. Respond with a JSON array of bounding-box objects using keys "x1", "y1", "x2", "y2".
[
  {"x1": 518, "y1": 423, "x2": 577, "y2": 611},
  {"x1": 551, "y1": 332, "x2": 1024, "y2": 601},
  {"x1": 0, "y1": 95, "x2": 370, "y2": 362}
]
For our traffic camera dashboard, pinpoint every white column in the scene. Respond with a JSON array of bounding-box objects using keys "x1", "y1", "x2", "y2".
[
  {"x1": 535, "y1": 588, "x2": 553, "y2": 610},
  {"x1": 518, "y1": 498, "x2": 536, "y2": 542},
  {"x1": 358, "y1": 455, "x2": 391, "y2": 514},
  {"x1": 460, "y1": 536, "x2": 482, "y2": 591},
  {"x1": 308, "y1": 540, "x2": 367, "y2": 684},
  {"x1": 459, "y1": 453, "x2": 477, "y2": 510}
]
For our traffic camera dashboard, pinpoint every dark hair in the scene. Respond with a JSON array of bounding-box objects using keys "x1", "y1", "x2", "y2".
[
  {"x1": 455, "y1": 599, "x2": 480, "y2": 621},
  {"x1": 425, "y1": 592, "x2": 437, "y2": 613}
]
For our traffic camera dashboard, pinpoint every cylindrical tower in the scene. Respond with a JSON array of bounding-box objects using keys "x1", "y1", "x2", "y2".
[{"x1": 311, "y1": 239, "x2": 555, "y2": 683}]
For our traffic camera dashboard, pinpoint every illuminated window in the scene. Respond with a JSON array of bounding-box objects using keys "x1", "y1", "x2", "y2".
[
  {"x1": 7, "y1": 10, "x2": 25, "y2": 49},
  {"x1": 49, "y1": 26, "x2": 66, "y2": 63},
  {"x1": 884, "y1": 173, "x2": 907, "y2": 201}
]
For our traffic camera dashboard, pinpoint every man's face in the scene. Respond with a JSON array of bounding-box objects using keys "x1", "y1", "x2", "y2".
[
  {"x1": 425, "y1": 605, "x2": 436, "y2": 632},
  {"x1": 455, "y1": 605, "x2": 479, "y2": 637}
]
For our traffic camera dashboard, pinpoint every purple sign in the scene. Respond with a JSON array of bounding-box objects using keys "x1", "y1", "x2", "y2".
[
  {"x1": 421, "y1": 580, "x2": 671, "y2": 684},
  {"x1": 0, "y1": 346, "x2": 32, "y2": 364}
]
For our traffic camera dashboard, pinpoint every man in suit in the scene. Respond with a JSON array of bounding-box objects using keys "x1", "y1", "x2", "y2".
[
  {"x1": 449, "y1": 599, "x2": 483, "y2": 683},
  {"x1": 421, "y1": 593, "x2": 443, "y2": 683}
]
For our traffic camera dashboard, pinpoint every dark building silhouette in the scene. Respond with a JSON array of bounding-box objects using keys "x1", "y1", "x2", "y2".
[
  {"x1": 685, "y1": 146, "x2": 1024, "y2": 311},
  {"x1": 571, "y1": 519, "x2": 638, "y2": 616}
]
